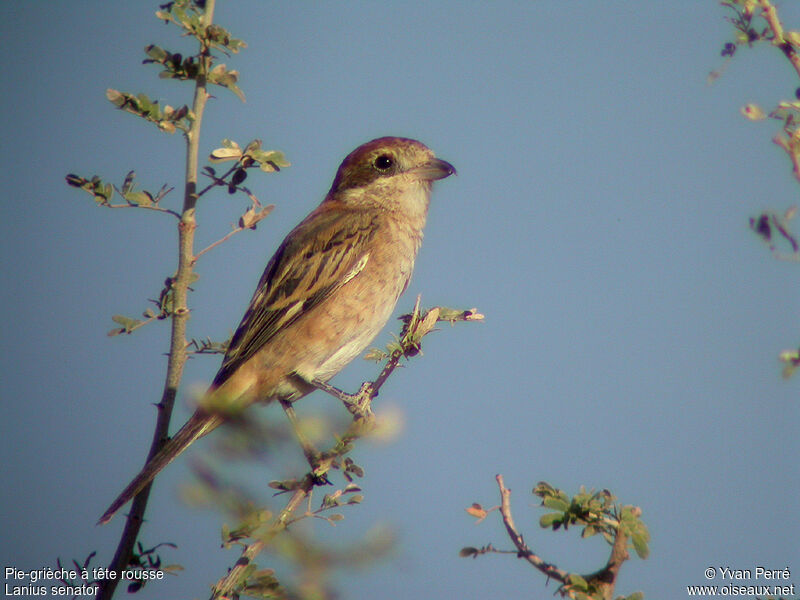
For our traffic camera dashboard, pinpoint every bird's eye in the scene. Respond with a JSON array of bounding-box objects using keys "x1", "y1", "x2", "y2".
[{"x1": 373, "y1": 154, "x2": 394, "y2": 171}]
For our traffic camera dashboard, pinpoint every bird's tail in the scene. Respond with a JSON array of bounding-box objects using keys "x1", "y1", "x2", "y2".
[{"x1": 98, "y1": 411, "x2": 223, "y2": 525}]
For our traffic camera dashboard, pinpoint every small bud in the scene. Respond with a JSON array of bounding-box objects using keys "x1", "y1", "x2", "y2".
[{"x1": 741, "y1": 103, "x2": 766, "y2": 120}]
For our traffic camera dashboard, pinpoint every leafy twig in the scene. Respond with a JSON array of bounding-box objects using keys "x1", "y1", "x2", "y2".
[
  {"x1": 210, "y1": 298, "x2": 482, "y2": 598},
  {"x1": 65, "y1": 172, "x2": 180, "y2": 218},
  {"x1": 192, "y1": 203, "x2": 275, "y2": 262},
  {"x1": 462, "y1": 476, "x2": 649, "y2": 600}
]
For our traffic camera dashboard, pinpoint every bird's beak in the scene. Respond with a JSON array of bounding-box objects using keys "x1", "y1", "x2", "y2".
[{"x1": 413, "y1": 158, "x2": 457, "y2": 181}]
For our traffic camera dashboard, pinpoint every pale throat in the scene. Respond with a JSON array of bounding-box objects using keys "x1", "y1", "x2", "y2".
[{"x1": 394, "y1": 178, "x2": 431, "y2": 230}]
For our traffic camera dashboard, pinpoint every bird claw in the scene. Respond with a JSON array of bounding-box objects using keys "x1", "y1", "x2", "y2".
[{"x1": 309, "y1": 378, "x2": 374, "y2": 417}]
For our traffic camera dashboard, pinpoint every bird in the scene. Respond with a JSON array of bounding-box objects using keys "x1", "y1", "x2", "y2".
[{"x1": 98, "y1": 137, "x2": 455, "y2": 524}]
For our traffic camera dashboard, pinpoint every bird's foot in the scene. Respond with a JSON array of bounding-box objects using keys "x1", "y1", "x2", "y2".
[{"x1": 311, "y1": 379, "x2": 374, "y2": 418}]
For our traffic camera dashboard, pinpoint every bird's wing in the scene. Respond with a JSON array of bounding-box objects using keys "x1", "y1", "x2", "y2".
[{"x1": 212, "y1": 205, "x2": 378, "y2": 386}]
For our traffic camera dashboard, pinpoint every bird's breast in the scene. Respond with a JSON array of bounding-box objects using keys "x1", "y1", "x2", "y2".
[{"x1": 304, "y1": 217, "x2": 423, "y2": 382}]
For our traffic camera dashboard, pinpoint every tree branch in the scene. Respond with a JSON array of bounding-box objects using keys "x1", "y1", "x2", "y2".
[
  {"x1": 97, "y1": 2, "x2": 217, "y2": 598},
  {"x1": 470, "y1": 476, "x2": 638, "y2": 600},
  {"x1": 759, "y1": 0, "x2": 800, "y2": 79},
  {"x1": 211, "y1": 476, "x2": 314, "y2": 600},
  {"x1": 495, "y1": 475, "x2": 570, "y2": 584}
]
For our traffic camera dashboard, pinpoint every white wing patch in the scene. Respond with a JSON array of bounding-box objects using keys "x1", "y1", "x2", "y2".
[{"x1": 342, "y1": 253, "x2": 369, "y2": 285}]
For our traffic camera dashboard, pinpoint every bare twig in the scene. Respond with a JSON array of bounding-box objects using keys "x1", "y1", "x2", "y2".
[
  {"x1": 193, "y1": 225, "x2": 246, "y2": 262},
  {"x1": 495, "y1": 475, "x2": 570, "y2": 584},
  {"x1": 193, "y1": 202, "x2": 274, "y2": 263},
  {"x1": 108, "y1": 182, "x2": 179, "y2": 217},
  {"x1": 100, "y1": 202, "x2": 181, "y2": 218},
  {"x1": 119, "y1": 313, "x2": 160, "y2": 335},
  {"x1": 197, "y1": 163, "x2": 240, "y2": 197},
  {"x1": 279, "y1": 399, "x2": 320, "y2": 466}
]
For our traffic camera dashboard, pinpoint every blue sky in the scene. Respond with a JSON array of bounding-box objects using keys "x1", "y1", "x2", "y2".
[{"x1": 2, "y1": 2, "x2": 798, "y2": 599}]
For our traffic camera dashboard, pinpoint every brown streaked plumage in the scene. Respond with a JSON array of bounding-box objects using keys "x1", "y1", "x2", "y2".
[{"x1": 99, "y1": 137, "x2": 455, "y2": 524}]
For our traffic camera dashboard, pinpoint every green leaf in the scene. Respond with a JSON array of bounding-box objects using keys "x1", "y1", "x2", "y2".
[
  {"x1": 125, "y1": 191, "x2": 153, "y2": 207},
  {"x1": 106, "y1": 88, "x2": 124, "y2": 107},
  {"x1": 255, "y1": 150, "x2": 291, "y2": 172},
  {"x1": 208, "y1": 64, "x2": 246, "y2": 101},
  {"x1": 363, "y1": 347, "x2": 388, "y2": 362},
  {"x1": 268, "y1": 479, "x2": 300, "y2": 492},
  {"x1": 65, "y1": 174, "x2": 84, "y2": 188},
  {"x1": 121, "y1": 170, "x2": 135, "y2": 194},
  {"x1": 242, "y1": 567, "x2": 280, "y2": 598},
  {"x1": 265, "y1": 151, "x2": 291, "y2": 168},
  {"x1": 136, "y1": 92, "x2": 154, "y2": 113},
  {"x1": 539, "y1": 512, "x2": 562, "y2": 528},
  {"x1": 533, "y1": 481, "x2": 556, "y2": 497},
  {"x1": 144, "y1": 44, "x2": 167, "y2": 62},
  {"x1": 345, "y1": 463, "x2": 364, "y2": 478},
  {"x1": 109, "y1": 314, "x2": 142, "y2": 335},
  {"x1": 543, "y1": 496, "x2": 569, "y2": 512},
  {"x1": 160, "y1": 564, "x2": 184, "y2": 575},
  {"x1": 631, "y1": 530, "x2": 649, "y2": 559},
  {"x1": 567, "y1": 573, "x2": 589, "y2": 591},
  {"x1": 226, "y1": 84, "x2": 245, "y2": 102},
  {"x1": 209, "y1": 148, "x2": 242, "y2": 162},
  {"x1": 321, "y1": 494, "x2": 340, "y2": 509}
]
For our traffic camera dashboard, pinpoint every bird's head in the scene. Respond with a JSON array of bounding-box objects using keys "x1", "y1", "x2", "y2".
[{"x1": 326, "y1": 137, "x2": 455, "y2": 221}]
